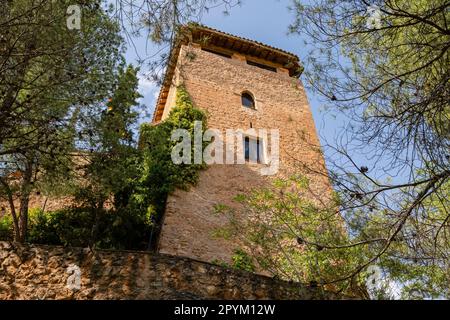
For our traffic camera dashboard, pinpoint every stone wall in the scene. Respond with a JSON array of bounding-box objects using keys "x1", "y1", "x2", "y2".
[
  {"x1": 0, "y1": 195, "x2": 73, "y2": 219},
  {"x1": 157, "y1": 44, "x2": 333, "y2": 263},
  {"x1": 0, "y1": 241, "x2": 344, "y2": 300}
]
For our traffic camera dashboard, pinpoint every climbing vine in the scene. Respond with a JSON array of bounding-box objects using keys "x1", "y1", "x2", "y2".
[
  {"x1": 130, "y1": 86, "x2": 208, "y2": 244},
  {"x1": 0, "y1": 86, "x2": 208, "y2": 251}
]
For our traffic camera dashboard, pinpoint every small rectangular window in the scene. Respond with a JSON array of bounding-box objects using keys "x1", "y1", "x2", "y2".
[
  {"x1": 244, "y1": 136, "x2": 262, "y2": 163},
  {"x1": 246, "y1": 60, "x2": 277, "y2": 73}
]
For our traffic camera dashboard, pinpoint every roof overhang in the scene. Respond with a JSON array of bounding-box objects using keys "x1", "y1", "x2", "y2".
[{"x1": 152, "y1": 24, "x2": 303, "y2": 123}]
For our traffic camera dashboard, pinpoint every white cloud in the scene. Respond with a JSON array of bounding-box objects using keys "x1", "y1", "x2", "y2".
[
  {"x1": 136, "y1": 73, "x2": 161, "y2": 122},
  {"x1": 138, "y1": 73, "x2": 160, "y2": 104},
  {"x1": 138, "y1": 75, "x2": 158, "y2": 92}
]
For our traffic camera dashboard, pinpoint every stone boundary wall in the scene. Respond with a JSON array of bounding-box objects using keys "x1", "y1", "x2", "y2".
[{"x1": 0, "y1": 241, "x2": 345, "y2": 300}]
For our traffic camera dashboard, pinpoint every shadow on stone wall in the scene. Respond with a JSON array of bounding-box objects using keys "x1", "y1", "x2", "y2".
[{"x1": 0, "y1": 241, "x2": 347, "y2": 300}]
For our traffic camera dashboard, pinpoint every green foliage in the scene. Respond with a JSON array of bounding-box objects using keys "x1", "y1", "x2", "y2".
[
  {"x1": 0, "y1": 215, "x2": 13, "y2": 241},
  {"x1": 289, "y1": 1, "x2": 449, "y2": 299},
  {"x1": 213, "y1": 203, "x2": 229, "y2": 215},
  {"x1": 362, "y1": 181, "x2": 450, "y2": 299},
  {"x1": 226, "y1": 174, "x2": 449, "y2": 298},
  {"x1": 25, "y1": 207, "x2": 150, "y2": 250},
  {"x1": 211, "y1": 227, "x2": 233, "y2": 240},
  {"x1": 338, "y1": 177, "x2": 450, "y2": 299},
  {"x1": 232, "y1": 249, "x2": 255, "y2": 272},
  {"x1": 27, "y1": 208, "x2": 92, "y2": 247},
  {"x1": 233, "y1": 194, "x2": 246, "y2": 203},
  {"x1": 73, "y1": 65, "x2": 142, "y2": 209},
  {"x1": 132, "y1": 86, "x2": 207, "y2": 220},
  {"x1": 39, "y1": 64, "x2": 148, "y2": 249},
  {"x1": 210, "y1": 250, "x2": 256, "y2": 273},
  {"x1": 219, "y1": 175, "x2": 367, "y2": 294},
  {"x1": 0, "y1": 0, "x2": 126, "y2": 242},
  {"x1": 0, "y1": 86, "x2": 206, "y2": 251}
]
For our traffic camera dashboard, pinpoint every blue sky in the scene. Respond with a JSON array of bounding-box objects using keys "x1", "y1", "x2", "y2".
[
  {"x1": 128, "y1": 0, "x2": 341, "y2": 151},
  {"x1": 124, "y1": 0, "x2": 413, "y2": 188},
  {"x1": 120, "y1": 2, "x2": 407, "y2": 297}
]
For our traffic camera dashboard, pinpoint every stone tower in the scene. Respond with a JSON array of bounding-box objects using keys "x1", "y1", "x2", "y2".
[{"x1": 152, "y1": 24, "x2": 332, "y2": 264}]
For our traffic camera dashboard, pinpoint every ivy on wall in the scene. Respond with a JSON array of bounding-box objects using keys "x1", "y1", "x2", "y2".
[
  {"x1": 129, "y1": 86, "x2": 208, "y2": 247},
  {"x1": 0, "y1": 86, "x2": 207, "y2": 251}
]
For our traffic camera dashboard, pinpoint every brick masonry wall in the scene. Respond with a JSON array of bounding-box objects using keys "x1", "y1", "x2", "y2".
[
  {"x1": 157, "y1": 45, "x2": 333, "y2": 263},
  {"x1": 0, "y1": 241, "x2": 345, "y2": 300}
]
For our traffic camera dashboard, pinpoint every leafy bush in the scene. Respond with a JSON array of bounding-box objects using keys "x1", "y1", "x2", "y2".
[
  {"x1": 232, "y1": 249, "x2": 255, "y2": 272},
  {"x1": 26, "y1": 207, "x2": 151, "y2": 250},
  {"x1": 133, "y1": 86, "x2": 207, "y2": 222},
  {"x1": 28, "y1": 208, "x2": 94, "y2": 247},
  {"x1": 0, "y1": 86, "x2": 205, "y2": 251},
  {"x1": 211, "y1": 250, "x2": 256, "y2": 273},
  {"x1": 97, "y1": 206, "x2": 152, "y2": 250},
  {"x1": 0, "y1": 214, "x2": 13, "y2": 241}
]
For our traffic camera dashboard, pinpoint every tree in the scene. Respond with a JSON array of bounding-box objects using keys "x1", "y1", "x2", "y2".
[
  {"x1": 109, "y1": 0, "x2": 241, "y2": 83},
  {"x1": 252, "y1": 0, "x2": 450, "y2": 298},
  {"x1": 216, "y1": 176, "x2": 368, "y2": 296},
  {"x1": 0, "y1": 0, "x2": 238, "y2": 244},
  {"x1": 72, "y1": 65, "x2": 143, "y2": 247},
  {"x1": 0, "y1": 0, "x2": 125, "y2": 242}
]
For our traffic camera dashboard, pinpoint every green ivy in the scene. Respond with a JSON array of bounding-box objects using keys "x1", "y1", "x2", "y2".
[
  {"x1": 232, "y1": 249, "x2": 256, "y2": 272},
  {"x1": 0, "y1": 86, "x2": 207, "y2": 251},
  {"x1": 131, "y1": 86, "x2": 207, "y2": 230}
]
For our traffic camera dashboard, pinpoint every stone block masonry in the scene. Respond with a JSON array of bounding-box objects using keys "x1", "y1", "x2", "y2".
[
  {"x1": 0, "y1": 241, "x2": 345, "y2": 300},
  {"x1": 157, "y1": 44, "x2": 334, "y2": 264}
]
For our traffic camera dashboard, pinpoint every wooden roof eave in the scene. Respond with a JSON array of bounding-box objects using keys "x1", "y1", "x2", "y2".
[{"x1": 152, "y1": 24, "x2": 303, "y2": 123}]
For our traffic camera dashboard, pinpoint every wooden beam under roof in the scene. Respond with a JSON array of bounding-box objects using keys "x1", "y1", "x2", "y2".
[{"x1": 151, "y1": 24, "x2": 303, "y2": 123}]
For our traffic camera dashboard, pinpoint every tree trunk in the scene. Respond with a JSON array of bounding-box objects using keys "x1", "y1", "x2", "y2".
[
  {"x1": 18, "y1": 195, "x2": 30, "y2": 243},
  {"x1": 0, "y1": 177, "x2": 20, "y2": 241},
  {"x1": 17, "y1": 159, "x2": 33, "y2": 243},
  {"x1": 89, "y1": 201, "x2": 105, "y2": 249}
]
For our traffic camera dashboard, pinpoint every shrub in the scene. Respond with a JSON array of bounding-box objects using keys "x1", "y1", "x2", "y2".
[
  {"x1": 232, "y1": 249, "x2": 255, "y2": 272},
  {"x1": 0, "y1": 214, "x2": 13, "y2": 241},
  {"x1": 97, "y1": 206, "x2": 152, "y2": 250},
  {"x1": 28, "y1": 207, "x2": 94, "y2": 247},
  {"x1": 27, "y1": 207, "x2": 151, "y2": 250},
  {"x1": 0, "y1": 86, "x2": 205, "y2": 250},
  {"x1": 134, "y1": 86, "x2": 207, "y2": 223}
]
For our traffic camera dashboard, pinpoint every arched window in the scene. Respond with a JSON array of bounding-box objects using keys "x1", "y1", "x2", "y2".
[{"x1": 241, "y1": 92, "x2": 255, "y2": 109}]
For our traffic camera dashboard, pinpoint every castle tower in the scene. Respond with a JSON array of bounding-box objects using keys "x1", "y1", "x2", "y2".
[{"x1": 152, "y1": 25, "x2": 332, "y2": 264}]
